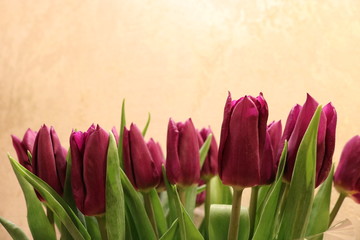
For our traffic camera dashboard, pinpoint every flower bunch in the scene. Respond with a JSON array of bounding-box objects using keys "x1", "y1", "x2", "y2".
[{"x1": 2, "y1": 93, "x2": 359, "y2": 240}]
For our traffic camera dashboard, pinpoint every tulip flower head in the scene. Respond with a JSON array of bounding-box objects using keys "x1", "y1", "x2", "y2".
[
  {"x1": 32, "y1": 125, "x2": 67, "y2": 197},
  {"x1": 11, "y1": 128, "x2": 37, "y2": 172},
  {"x1": 166, "y1": 118, "x2": 200, "y2": 187},
  {"x1": 218, "y1": 92, "x2": 268, "y2": 188},
  {"x1": 334, "y1": 136, "x2": 360, "y2": 203},
  {"x1": 123, "y1": 123, "x2": 163, "y2": 191},
  {"x1": 197, "y1": 127, "x2": 218, "y2": 181},
  {"x1": 282, "y1": 94, "x2": 337, "y2": 187},
  {"x1": 70, "y1": 124, "x2": 109, "y2": 216}
]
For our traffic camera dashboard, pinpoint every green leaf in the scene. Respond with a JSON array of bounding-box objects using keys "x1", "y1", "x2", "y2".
[
  {"x1": 120, "y1": 168, "x2": 157, "y2": 240},
  {"x1": 162, "y1": 166, "x2": 178, "y2": 225},
  {"x1": 11, "y1": 160, "x2": 56, "y2": 240},
  {"x1": 0, "y1": 216, "x2": 29, "y2": 240},
  {"x1": 84, "y1": 217, "x2": 101, "y2": 240},
  {"x1": 149, "y1": 188, "x2": 168, "y2": 237},
  {"x1": 118, "y1": 99, "x2": 126, "y2": 169},
  {"x1": 305, "y1": 166, "x2": 334, "y2": 240},
  {"x1": 277, "y1": 106, "x2": 322, "y2": 240},
  {"x1": 184, "y1": 185, "x2": 197, "y2": 219},
  {"x1": 159, "y1": 219, "x2": 179, "y2": 240},
  {"x1": 252, "y1": 142, "x2": 288, "y2": 240},
  {"x1": 142, "y1": 112, "x2": 151, "y2": 137},
  {"x1": 209, "y1": 204, "x2": 249, "y2": 240},
  {"x1": 209, "y1": 176, "x2": 232, "y2": 205},
  {"x1": 106, "y1": 132, "x2": 125, "y2": 240},
  {"x1": 8, "y1": 155, "x2": 90, "y2": 240},
  {"x1": 199, "y1": 134, "x2": 212, "y2": 168},
  {"x1": 197, "y1": 184, "x2": 206, "y2": 194}
]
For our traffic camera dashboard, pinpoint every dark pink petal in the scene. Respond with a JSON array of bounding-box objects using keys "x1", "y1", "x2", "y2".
[
  {"x1": 166, "y1": 118, "x2": 181, "y2": 184},
  {"x1": 199, "y1": 127, "x2": 218, "y2": 181},
  {"x1": 220, "y1": 96, "x2": 260, "y2": 187}
]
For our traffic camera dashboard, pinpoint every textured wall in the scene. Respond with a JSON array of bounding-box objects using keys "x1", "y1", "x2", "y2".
[{"x1": 1, "y1": 0, "x2": 360, "y2": 239}]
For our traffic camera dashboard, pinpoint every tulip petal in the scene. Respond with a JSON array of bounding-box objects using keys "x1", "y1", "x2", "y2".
[
  {"x1": 83, "y1": 125, "x2": 108, "y2": 216},
  {"x1": 166, "y1": 118, "x2": 181, "y2": 184},
  {"x1": 220, "y1": 96, "x2": 260, "y2": 187}
]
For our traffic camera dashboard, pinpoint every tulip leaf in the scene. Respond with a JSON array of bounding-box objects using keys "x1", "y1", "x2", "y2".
[
  {"x1": 105, "y1": 132, "x2": 125, "y2": 240},
  {"x1": 209, "y1": 176, "x2": 232, "y2": 205},
  {"x1": 119, "y1": 168, "x2": 157, "y2": 240},
  {"x1": 8, "y1": 155, "x2": 90, "y2": 240},
  {"x1": 142, "y1": 112, "x2": 151, "y2": 137},
  {"x1": 277, "y1": 106, "x2": 322, "y2": 240},
  {"x1": 197, "y1": 184, "x2": 206, "y2": 194},
  {"x1": 0, "y1": 216, "x2": 29, "y2": 240},
  {"x1": 163, "y1": 166, "x2": 204, "y2": 240},
  {"x1": 149, "y1": 188, "x2": 168, "y2": 237},
  {"x1": 162, "y1": 166, "x2": 178, "y2": 225},
  {"x1": 252, "y1": 141, "x2": 288, "y2": 240},
  {"x1": 84, "y1": 217, "x2": 101, "y2": 240},
  {"x1": 159, "y1": 219, "x2": 179, "y2": 240},
  {"x1": 199, "y1": 134, "x2": 212, "y2": 168},
  {"x1": 10, "y1": 159, "x2": 56, "y2": 240},
  {"x1": 184, "y1": 185, "x2": 197, "y2": 219},
  {"x1": 305, "y1": 166, "x2": 334, "y2": 240},
  {"x1": 209, "y1": 204, "x2": 249, "y2": 240},
  {"x1": 118, "y1": 98, "x2": 126, "y2": 169}
]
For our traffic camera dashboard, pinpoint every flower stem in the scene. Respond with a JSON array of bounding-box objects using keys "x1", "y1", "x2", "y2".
[
  {"x1": 178, "y1": 187, "x2": 186, "y2": 206},
  {"x1": 143, "y1": 191, "x2": 159, "y2": 239},
  {"x1": 329, "y1": 193, "x2": 346, "y2": 226},
  {"x1": 204, "y1": 180, "x2": 212, "y2": 240},
  {"x1": 249, "y1": 186, "x2": 259, "y2": 238},
  {"x1": 96, "y1": 215, "x2": 108, "y2": 240},
  {"x1": 227, "y1": 188, "x2": 244, "y2": 240}
]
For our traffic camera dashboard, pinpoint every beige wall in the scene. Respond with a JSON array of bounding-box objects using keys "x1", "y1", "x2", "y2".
[{"x1": 1, "y1": 0, "x2": 360, "y2": 239}]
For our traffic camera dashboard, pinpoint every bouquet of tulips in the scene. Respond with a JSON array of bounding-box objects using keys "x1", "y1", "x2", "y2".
[{"x1": 1, "y1": 92, "x2": 358, "y2": 240}]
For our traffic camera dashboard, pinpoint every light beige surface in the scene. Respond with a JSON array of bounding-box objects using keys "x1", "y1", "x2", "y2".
[{"x1": 1, "y1": 0, "x2": 360, "y2": 239}]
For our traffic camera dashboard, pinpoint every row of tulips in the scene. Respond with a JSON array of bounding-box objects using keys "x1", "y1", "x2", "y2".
[{"x1": 2, "y1": 92, "x2": 359, "y2": 240}]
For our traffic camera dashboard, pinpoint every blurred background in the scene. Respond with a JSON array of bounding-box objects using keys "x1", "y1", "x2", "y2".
[{"x1": 1, "y1": 0, "x2": 360, "y2": 239}]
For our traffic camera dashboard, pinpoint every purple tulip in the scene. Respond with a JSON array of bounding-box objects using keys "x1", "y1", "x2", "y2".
[
  {"x1": 197, "y1": 127, "x2": 218, "y2": 181},
  {"x1": 111, "y1": 126, "x2": 119, "y2": 145},
  {"x1": 334, "y1": 136, "x2": 360, "y2": 202},
  {"x1": 282, "y1": 94, "x2": 337, "y2": 187},
  {"x1": 32, "y1": 125, "x2": 67, "y2": 196},
  {"x1": 11, "y1": 128, "x2": 37, "y2": 172},
  {"x1": 166, "y1": 118, "x2": 200, "y2": 186},
  {"x1": 70, "y1": 124, "x2": 108, "y2": 216},
  {"x1": 218, "y1": 92, "x2": 268, "y2": 188},
  {"x1": 260, "y1": 121, "x2": 282, "y2": 185},
  {"x1": 123, "y1": 124, "x2": 163, "y2": 191}
]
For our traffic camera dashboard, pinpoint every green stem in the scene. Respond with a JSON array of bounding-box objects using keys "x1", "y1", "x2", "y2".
[
  {"x1": 96, "y1": 215, "x2": 108, "y2": 240},
  {"x1": 204, "y1": 180, "x2": 212, "y2": 240},
  {"x1": 179, "y1": 187, "x2": 186, "y2": 206},
  {"x1": 273, "y1": 182, "x2": 289, "y2": 239},
  {"x1": 227, "y1": 188, "x2": 244, "y2": 240},
  {"x1": 329, "y1": 193, "x2": 346, "y2": 226},
  {"x1": 142, "y1": 191, "x2": 159, "y2": 239},
  {"x1": 249, "y1": 186, "x2": 259, "y2": 238}
]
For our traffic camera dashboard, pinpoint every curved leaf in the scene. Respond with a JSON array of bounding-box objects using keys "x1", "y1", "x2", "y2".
[{"x1": 0, "y1": 217, "x2": 29, "y2": 240}]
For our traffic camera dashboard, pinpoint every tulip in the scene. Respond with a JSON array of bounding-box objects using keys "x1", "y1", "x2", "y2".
[
  {"x1": 218, "y1": 92, "x2": 268, "y2": 188},
  {"x1": 32, "y1": 125, "x2": 67, "y2": 196},
  {"x1": 260, "y1": 120, "x2": 282, "y2": 185},
  {"x1": 70, "y1": 124, "x2": 108, "y2": 216},
  {"x1": 11, "y1": 128, "x2": 37, "y2": 172},
  {"x1": 334, "y1": 136, "x2": 360, "y2": 201},
  {"x1": 197, "y1": 127, "x2": 218, "y2": 181},
  {"x1": 147, "y1": 138, "x2": 166, "y2": 191},
  {"x1": 123, "y1": 124, "x2": 163, "y2": 191},
  {"x1": 111, "y1": 126, "x2": 119, "y2": 145},
  {"x1": 166, "y1": 118, "x2": 200, "y2": 186},
  {"x1": 282, "y1": 94, "x2": 337, "y2": 187}
]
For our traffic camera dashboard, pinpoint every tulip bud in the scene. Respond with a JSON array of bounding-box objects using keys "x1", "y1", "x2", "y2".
[
  {"x1": 111, "y1": 126, "x2": 119, "y2": 145},
  {"x1": 147, "y1": 138, "x2": 166, "y2": 191},
  {"x1": 218, "y1": 92, "x2": 268, "y2": 188},
  {"x1": 123, "y1": 124, "x2": 163, "y2": 191},
  {"x1": 11, "y1": 128, "x2": 37, "y2": 172},
  {"x1": 260, "y1": 121, "x2": 282, "y2": 185},
  {"x1": 282, "y1": 94, "x2": 337, "y2": 187},
  {"x1": 166, "y1": 118, "x2": 200, "y2": 186},
  {"x1": 197, "y1": 127, "x2": 218, "y2": 181},
  {"x1": 334, "y1": 136, "x2": 360, "y2": 202},
  {"x1": 32, "y1": 125, "x2": 67, "y2": 196},
  {"x1": 70, "y1": 124, "x2": 108, "y2": 216}
]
